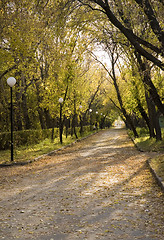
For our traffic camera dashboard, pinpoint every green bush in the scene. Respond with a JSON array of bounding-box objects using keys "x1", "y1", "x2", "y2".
[
  {"x1": 136, "y1": 127, "x2": 149, "y2": 136},
  {"x1": 0, "y1": 132, "x2": 11, "y2": 150},
  {"x1": 0, "y1": 125, "x2": 93, "y2": 150},
  {"x1": 0, "y1": 128, "x2": 58, "y2": 150}
]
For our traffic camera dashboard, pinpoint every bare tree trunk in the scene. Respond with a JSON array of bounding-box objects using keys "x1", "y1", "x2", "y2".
[
  {"x1": 34, "y1": 79, "x2": 47, "y2": 129},
  {"x1": 145, "y1": 92, "x2": 156, "y2": 138},
  {"x1": 22, "y1": 92, "x2": 31, "y2": 129},
  {"x1": 111, "y1": 61, "x2": 138, "y2": 137},
  {"x1": 136, "y1": 53, "x2": 164, "y2": 115},
  {"x1": 15, "y1": 93, "x2": 23, "y2": 131},
  {"x1": 136, "y1": 54, "x2": 162, "y2": 140}
]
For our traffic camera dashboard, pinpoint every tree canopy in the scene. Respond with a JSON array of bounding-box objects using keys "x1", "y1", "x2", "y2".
[{"x1": 0, "y1": 0, "x2": 163, "y2": 140}]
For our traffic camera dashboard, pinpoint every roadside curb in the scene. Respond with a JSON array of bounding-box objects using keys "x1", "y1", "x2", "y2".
[
  {"x1": 128, "y1": 133, "x2": 164, "y2": 193},
  {"x1": 128, "y1": 134, "x2": 144, "y2": 152},
  {"x1": 146, "y1": 159, "x2": 164, "y2": 193},
  {"x1": 0, "y1": 131, "x2": 98, "y2": 168}
]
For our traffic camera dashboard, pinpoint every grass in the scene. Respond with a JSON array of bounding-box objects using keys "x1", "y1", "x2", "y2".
[
  {"x1": 150, "y1": 155, "x2": 164, "y2": 182},
  {"x1": 128, "y1": 127, "x2": 164, "y2": 152},
  {"x1": 129, "y1": 127, "x2": 164, "y2": 182},
  {"x1": 134, "y1": 135, "x2": 164, "y2": 152},
  {"x1": 0, "y1": 130, "x2": 96, "y2": 165}
]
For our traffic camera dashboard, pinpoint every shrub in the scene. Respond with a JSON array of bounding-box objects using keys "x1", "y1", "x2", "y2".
[
  {"x1": 0, "y1": 125, "x2": 94, "y2": 150},
  {"x1": 0, "y1": 128, "x2": 58, "y2": 150}
]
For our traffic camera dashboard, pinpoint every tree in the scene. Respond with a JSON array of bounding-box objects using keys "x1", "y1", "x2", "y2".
[
  {"x1": 75, "y1": 0, "x2": 164, "y2": 115},
  {"x1": 77, "y1": 0, "x2": 164, "y2": 70}
]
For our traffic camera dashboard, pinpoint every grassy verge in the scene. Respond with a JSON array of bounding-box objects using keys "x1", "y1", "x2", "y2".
[
  {"x1": 0, "y1": 130, "x2": 96, "y2": 165},
  {"x1": 134, "y1": 135, "x2": 164, "y2": 152},
  {"x1": 128, "y1": 127, "x2": 164, "y2": 182},
  {"x1": 128, "y1": 127, "x2": 164, "y2": 152},
  {"x1": 150, "y1": 156, "x2": 164, "y2": 182}
]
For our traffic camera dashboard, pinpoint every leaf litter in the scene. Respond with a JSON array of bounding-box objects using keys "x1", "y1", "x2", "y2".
[{"x1": 0, "y1": 128, "x2": 163, "y2": 240}]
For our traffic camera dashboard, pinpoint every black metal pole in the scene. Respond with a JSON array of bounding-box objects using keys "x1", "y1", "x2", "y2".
[
  {"x1": 59, "y1": 103, "x2": 63, "y2": 144},
  {"x1": 10, "y1": 87, "x2": 14, "y2": 161},
  {"x1": 90, "y1": 113, "x2": 92, "y2": 131}
]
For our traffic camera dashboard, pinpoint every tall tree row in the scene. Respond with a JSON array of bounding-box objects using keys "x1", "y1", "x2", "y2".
[
  {"x1": 71, "y1": 0, "x2": 164, "y2": 140},
  {"x1": 0, "y1": 0, "x2": 106, "y2": 132},
  {"x1": 0, "y1": 0, "x2": 163, "y2": 142}
]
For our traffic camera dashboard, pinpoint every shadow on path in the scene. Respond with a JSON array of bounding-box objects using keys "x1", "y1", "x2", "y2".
[{"x1": 0, "y1": 128, "x2": 163, "y2": 240}]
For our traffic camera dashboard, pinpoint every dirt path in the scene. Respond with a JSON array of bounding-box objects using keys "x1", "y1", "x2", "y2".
[{"x1": 0, "y1": 128, "x2": 163, "y2": 240}]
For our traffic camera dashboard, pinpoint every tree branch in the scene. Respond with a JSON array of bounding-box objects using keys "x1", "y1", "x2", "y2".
[
  {"x1": 0, "y1": 64, "x2": 17, "y2": 80},
  {"x1": 79, "y1": 0, "x2": 164, "y2": 70}
]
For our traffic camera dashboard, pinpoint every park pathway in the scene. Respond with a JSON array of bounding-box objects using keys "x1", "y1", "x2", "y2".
[{"x1": 0, "y1": 128, "x2": 164, "y2": 240}]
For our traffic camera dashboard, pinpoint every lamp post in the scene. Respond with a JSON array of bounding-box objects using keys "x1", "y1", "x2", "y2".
[
  {"x1": 79, "y1": 105, "x2": 83, "y2": 134},
  {"x1": 59, "y1": 97, "x2": 63, "y2": 144},
  {"x1": 95, "y1": 111, "x2": 98, "y2": 130},
  {"x1": 89, "y1": 108, "x2": 92, "y2": 131},
  {"x1": 7, "y1": 77, "x2": 16, "y2": 162}
]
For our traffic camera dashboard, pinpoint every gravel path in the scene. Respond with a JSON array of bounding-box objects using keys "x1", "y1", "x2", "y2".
[{"x1": 0, "y1": 128, "x2": 164, "y2": 240}]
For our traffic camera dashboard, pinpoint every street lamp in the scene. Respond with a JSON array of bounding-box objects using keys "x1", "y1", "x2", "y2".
[
  {"x1": 79, "y1": 105, "x2": 83, "y2": 135},
  {"x1": 7, "y1": 77, "x2": 16, "y2": 162},
  {"x1": 95, "y1": 111, "x2": 98, "y2": 130},
  {"x1": 59, "y1": 97, "x2": 63, "y2": 104},
  {"x1": 89, "y1": 109, "x2": 92, "y2": 130},
  {"x1": 59, "y1": 97, "x2": 63, "y2": 144}
]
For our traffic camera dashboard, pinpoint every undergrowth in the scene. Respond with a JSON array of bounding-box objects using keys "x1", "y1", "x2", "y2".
[{"x1": 0, "y1": 130, "x2": 95, "y2": 164}]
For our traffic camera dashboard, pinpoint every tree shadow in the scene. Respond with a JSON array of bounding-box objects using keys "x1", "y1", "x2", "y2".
[{"x1": 0, "y1": 128, "x2": 164, "y2": 240}]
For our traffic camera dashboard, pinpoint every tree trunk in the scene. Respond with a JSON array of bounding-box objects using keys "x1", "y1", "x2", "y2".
[
  {"x1": 136, "y1": 54, "x2": 162, "y2": 140},
  {"x1": 130, "y1": 74, "x2": 151, "y2": 132},
  {"x1": 145, "y1": 90, "x2": 162, "y2": 141},
  {"x1": 51, "y1": 128, "x2": 54, "y2": 141},
  {"x1": 79, "y1": 115, "x2": 83, "y2": 135},
  {"x1": 155, "y1": 115, "x2": 162, "y2": 141},
  {"x1": 134, "y1": 0, "x2": 164, "y2": 54},
  {"x1": 37, "y1": 107, "x2": 46, "y2": 129},
  {"x1": 145, "y1": 92, "x2": 156, "y2": 138},
  {"x1": 72, "y1": 114, "x2": 78, "y2": 139},
  {"x1": 15, "y1": 94, "x2": 23, "y2": 131},
  {"x1": 34, "y1": 79, "x2": 47, "y2": 129},
  {"x1": 87, "y1": 0, "x2": 164, "y2": 70},
  {"x1": 111, "y1": 62, "x2": 138, "y2": 137},
  {"x1": 22, "y1": 92, "x2": 31, "y2": 129},
  {"x1": 136, "y1": 53, "x2": 164, "y2": 115},
  {"x1": 65, "y1": 118, "x2": 70, "y2": 138},
  {"x1": 44, "y1": 109, "x2": 53, "y2": 128},
  {"x1": 136, "y1": 100, "x2": 151, "y2": 131}
]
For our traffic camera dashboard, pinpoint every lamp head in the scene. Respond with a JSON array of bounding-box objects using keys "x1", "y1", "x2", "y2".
[
  {"x1": 7, "y1": 77, "x2": 16, "y2": 87},
  {"x1": 59, "y1": 97, "x2": 63, "y2": 104}
]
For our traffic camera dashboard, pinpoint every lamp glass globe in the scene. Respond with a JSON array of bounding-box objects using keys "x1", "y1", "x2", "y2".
[
  {"x1": 7, "y1": 77, "x2": 16, "y2": 87},
  {"x1": 59, "y1": 97, "x2": 63, "y2": 104}
]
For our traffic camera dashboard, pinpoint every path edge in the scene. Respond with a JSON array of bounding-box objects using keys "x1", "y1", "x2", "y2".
[
  {"x1": 129, "y1": 133, "x2": 164, "y2": 193},
  {"x1": 0, "y1": 131, "x2": 99, "y2": 168},
  {"x1": 146, "y1": 159, "x2": 164, "y2": 193}
]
